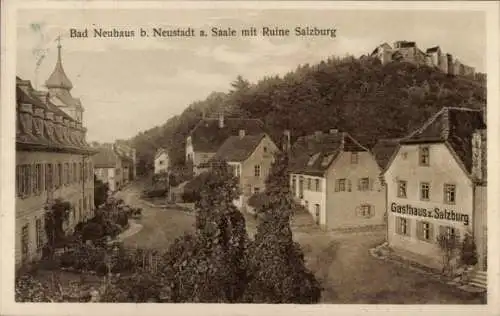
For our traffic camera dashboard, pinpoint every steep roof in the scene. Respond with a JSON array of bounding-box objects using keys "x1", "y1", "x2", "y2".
[
  {"x1": 212, "y1": 133, "x2": 267, "y2": 162},
  {"x1": 188, "y1": 117, "x2": 265, "y2": 152},
  {"x1": 93, "y1": 146, "x2": 118, "y2": 168},
  {"x1": 45, "y1": 44, "x2": 73, "y2": 90},
  {"x1": 289, "y1": 131, "x2": 369, "y2": 177},
  {"x1": 372, "y1": 138, "x2": 402, "y2": 170},
  {"x1": 402, "y1": 107, "x2": 486, "y2": 173},
  {"x1": 155, "y1": 148, "x2": 168, "y2": 160}
]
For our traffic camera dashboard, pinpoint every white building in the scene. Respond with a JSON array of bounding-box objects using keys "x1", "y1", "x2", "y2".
[
  {"x1": 382, "y1": 107, "x2": 487, "y2": 275},
  {"x1": 289, "y1": 130, "x2": 385, "y2": 229},
  {"x1": 154, "y1": 148, "x2": 169, "y2": 174}
]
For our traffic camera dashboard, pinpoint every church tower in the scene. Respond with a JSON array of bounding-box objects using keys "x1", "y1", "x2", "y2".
[{"x1": 45, "y1": 39, "x2": 84, "y2": 123}]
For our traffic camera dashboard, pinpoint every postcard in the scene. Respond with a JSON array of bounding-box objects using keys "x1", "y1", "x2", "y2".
[{"x1": 1, "y1": 1, "x2": 499, "y2": 316}]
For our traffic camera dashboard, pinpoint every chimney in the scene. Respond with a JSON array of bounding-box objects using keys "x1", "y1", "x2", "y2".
[
  {"x1": 329, "y1": 128, "x2": 338, "y2": 134},
  {"x1": 441, "y1": 108, "x2": 450, "y2": 139},
  {"x1": 218, "y1": 113, "x2": 224, "y2": 128},
  {"x1": 471, "y1": 129, "x2": 486, "y2": 181},
  {"x1": 239, "y1": 129, "x2": 245, "y2": 138},
  {"x1": 283, "y1": 130, "x2": 291, "y2": 152}
]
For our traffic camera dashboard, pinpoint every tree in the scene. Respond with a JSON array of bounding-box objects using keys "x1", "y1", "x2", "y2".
[
  {"x1": 94, "y1": 175, "x2": 109, "y2": 209},
  {"x1": 243, "y1": 151, "x2": 322, "y2": 303},
  {"x1": 162, "y1": 161, "x2": 249, "y2": 303},
  {"x1": 437, "y1": 230, "x2": 460, "y2": 276},
  {"x1": 460, "y1": 231, "x2": 478, "y2": 267},
  {"x1": 44, "y1": 199, "x2": 72, "y2": 252}
]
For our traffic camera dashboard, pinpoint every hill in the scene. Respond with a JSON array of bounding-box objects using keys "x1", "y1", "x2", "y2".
[{"x1": 129, "y1": 55, "x2": 486, "y2": 175}]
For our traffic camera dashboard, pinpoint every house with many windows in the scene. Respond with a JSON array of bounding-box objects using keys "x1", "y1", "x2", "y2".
[
  {"x1": 382, "y1": 107, "x2": 487, "y2": 276},
  {"x1": 185, "y1": 113, "x2": 266, "y2": 175},
  {"x1": 289, "y1": 130, "x2": 385, "y2": 229},
  {"x1": 201, "y1": 131, "x2": 279, "y2": 210},
  {"x1": 93, "y1": 144, "x2": 123, "y2": 192},
  {"x1": 15, "y1": 43, "x2": 96, "y2": 268}
]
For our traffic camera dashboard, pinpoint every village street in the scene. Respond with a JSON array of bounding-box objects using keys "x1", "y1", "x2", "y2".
[{"x1": 114, "y1": 181, "x2": 485, "y2": 304}]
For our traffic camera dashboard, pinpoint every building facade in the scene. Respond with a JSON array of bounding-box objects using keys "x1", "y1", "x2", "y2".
[
  {"x1": 16, "y1": 44, "x2": 96, "y2": 268},
  {"x1": 185, "y1": 113, "x2": 266, "y2": 175},
  {"x1": 290, "y1": 130, "x2": 385, "y2": 229},
  {"x1": 154, "y1": 148, "x2": 169, "y2": 174},
  {"x1": 383, "y1": 107, "x2": 487, "y2": 271},
  {"x1": 93, "y1": 144, "x2": 123, "y2": 192}
]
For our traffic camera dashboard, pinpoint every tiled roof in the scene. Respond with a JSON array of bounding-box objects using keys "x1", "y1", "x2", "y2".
[
  {"x1": 289, "y1": 132, "x2": 368, "y2": 177},
  {"x1": 212, "y1": 133, "x2": 266, "y2": 162},
  {"x1": 188, "y1": 118, "x2": 265, "y2": 152},
  {"x1": 402, "y1": 107, "x2": 486, "y2": 173},
  {"x1": 93, "y1": 146, "x2": 118, "y2": 168},
  {"x1": 372, "y1": 138, "x2": 402, "y2": 170},
  {"x1": 155, "y1": 148, "x2": 168, "y2": 160}
]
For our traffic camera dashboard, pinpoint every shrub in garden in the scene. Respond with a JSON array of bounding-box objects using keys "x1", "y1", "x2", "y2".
[{"x1": 15, "y1": 274, "x2": 54, "y2": 302}]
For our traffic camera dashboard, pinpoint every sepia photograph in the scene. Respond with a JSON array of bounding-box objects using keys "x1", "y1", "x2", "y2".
[{"x1": 1, "y1": 1, "x2": 499, "y2": 315}]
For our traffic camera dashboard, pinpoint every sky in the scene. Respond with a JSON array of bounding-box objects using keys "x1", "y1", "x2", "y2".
[{"x1": 16, "y1": 8, "x2": 486, "y2": 143}]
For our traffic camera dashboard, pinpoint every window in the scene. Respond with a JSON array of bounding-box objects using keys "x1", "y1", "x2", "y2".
[
  {"x1": 307, "y1": 178, "x2": 312, "y2": 190},
  {"x1": 64, "y1": 163, "x2": 70, "y2": 185},
  {"x1": 401, "y1": 152, "x2": 408, "y2": 160},
  {"x1": 57, "y1": 163, "x2": 62, "y2": 188},
  {"x1": 263, "y1": 146, "x2": 268, "y2": 153},
  {"x1": 419, "y1": 146, "x2": 430, "y2": 166},
  {"x1": 73, "y1": 162, "x2": 77, "y2": 183},
  {"x1": 83, "y1": 162, "x2": 87, "y2": 182},
  {"x1": 335, "y1": 179, "x2": 346, "y2": 192},
  {"x1": 254, "y1": 187, "x2": 260, "y2": 194},
  {"x1": 305, "y1": 200, "x2": 309, "y2": 210},
  {"x1": 351, "y1": 152, "x2": 359, "y2": 164},
  {"x1": 417, "y1": 221, "x2": 433, "y2": 242},
  {"x1": 321, "y1": 153, "x2": 335, "y2": 167},
  {"x1": 79, "y1": 162, "x2": 82, "y2": 182},
  {"x1": 33, "y1": 164, "x2": 43, "y2": 194},
  {"x1": 16, "y1": 165, "x2": 32, "y2": 197},
  {"x1": 83, "y1": 196, "x2": 87, "y2": 211},
  {"x1": 420, "y1": 182, "x2": 430, "y2": 201},
  {"x1": 397, "y1": 180, "x2": 407, "y2": 198},
  {"x1": 444, "y1": 184, "x2": 456, "y2": 204},
  {"x1": 254, "y1": 165, "x2": 261, "y2": 177},
  {"x1": 291, "y1": 176, "x2": 297, "y2": 196},
  {"x1": 45, "y1": 163, "x2": 53, "y2": 190},
  {"x1": 159, "y1": 160, "x2": 164, "y2": 165},
  {"x1": 315, "y1": 179, "x2": 321, "y2": 192},
  {"x1": 396, "y1": 217, "x2": 410, "y2": 236},
  {"x1": 358, "y1": 177, "x2": 370, "y2": 191},
  {"x1": 88, "y1": 162, "x2": 93, "y2": 180},
  {"x1": 36, "y1": 218, "x2": 43, "y2": 250},
  {"x1": 21, "y1": 224, "x2": 29, "y2": 262},
  {"x1": 359, "y1": 204, "x2": 373, "y2": 218}
]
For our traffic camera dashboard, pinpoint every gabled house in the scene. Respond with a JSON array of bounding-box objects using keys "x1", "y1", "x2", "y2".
[
  {"x1": 93, "y1": 145, "x2": 123, "y2": 192},
  {"x1": 289, "y1": 130, "x2": 385, "y2": 230},
  {"x1": 185, "y1": 113, "x2": 266, "y2": 175},
  {"x1": 202, "y1": 132, "x2": 279, "y2": 210},
  {"x1": 382, "y1": 107, "x2": 487, "y2": 274},
  {"x1": 154, "y1": 148, "x2": 169, "y2": 174}
]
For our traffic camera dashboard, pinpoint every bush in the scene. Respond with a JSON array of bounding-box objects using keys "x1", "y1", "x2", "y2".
[
  {"x1": 81, "y1": 222, "x2": 105, "y2": 242},
  {"x1": 460, "y1": 232, "x2": 478, "y2": 267},
  {"x1": 115, "y1": 212, "x2": 129, "y2": 228},
  {"x1": 248, "y1": 192, "x2": 268, "y2": 209},
  {"x1": 15, "y1": 274, "x2": 54, "y2": 302}
]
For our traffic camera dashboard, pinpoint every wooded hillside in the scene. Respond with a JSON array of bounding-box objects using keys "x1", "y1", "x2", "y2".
[{"x1": 130, "y1": 55, "x2": 486, "y2": 175}]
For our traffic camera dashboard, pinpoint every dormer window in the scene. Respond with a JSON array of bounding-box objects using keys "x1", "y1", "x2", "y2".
[
  {"x1": 308, "y1": 153, "x2": 320, "y2": 166},
  {"x1": 419, "y1": 146, "x2": 430, "y2": 166}
]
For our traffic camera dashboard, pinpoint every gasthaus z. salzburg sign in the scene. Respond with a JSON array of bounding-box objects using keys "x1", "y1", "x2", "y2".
[{"x1": 390, "y1": 202, "x2": 470, "y2": 226}]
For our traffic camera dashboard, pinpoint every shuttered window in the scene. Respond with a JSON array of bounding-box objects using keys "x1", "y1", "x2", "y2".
[
  {"x1": 45, "y1": 163, "x2": 53, "y2": 190},
  {"x1": 416, "y1": 221, "x2": 433, "y2": 242},
  {"x1": 395, "y1": 217, "x2": 410, "y2": 236}
]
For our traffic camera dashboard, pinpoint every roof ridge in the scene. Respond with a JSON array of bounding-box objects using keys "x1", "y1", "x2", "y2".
[{"x1": 406, "y1": 108, "x2": 446, "y2": 139}]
